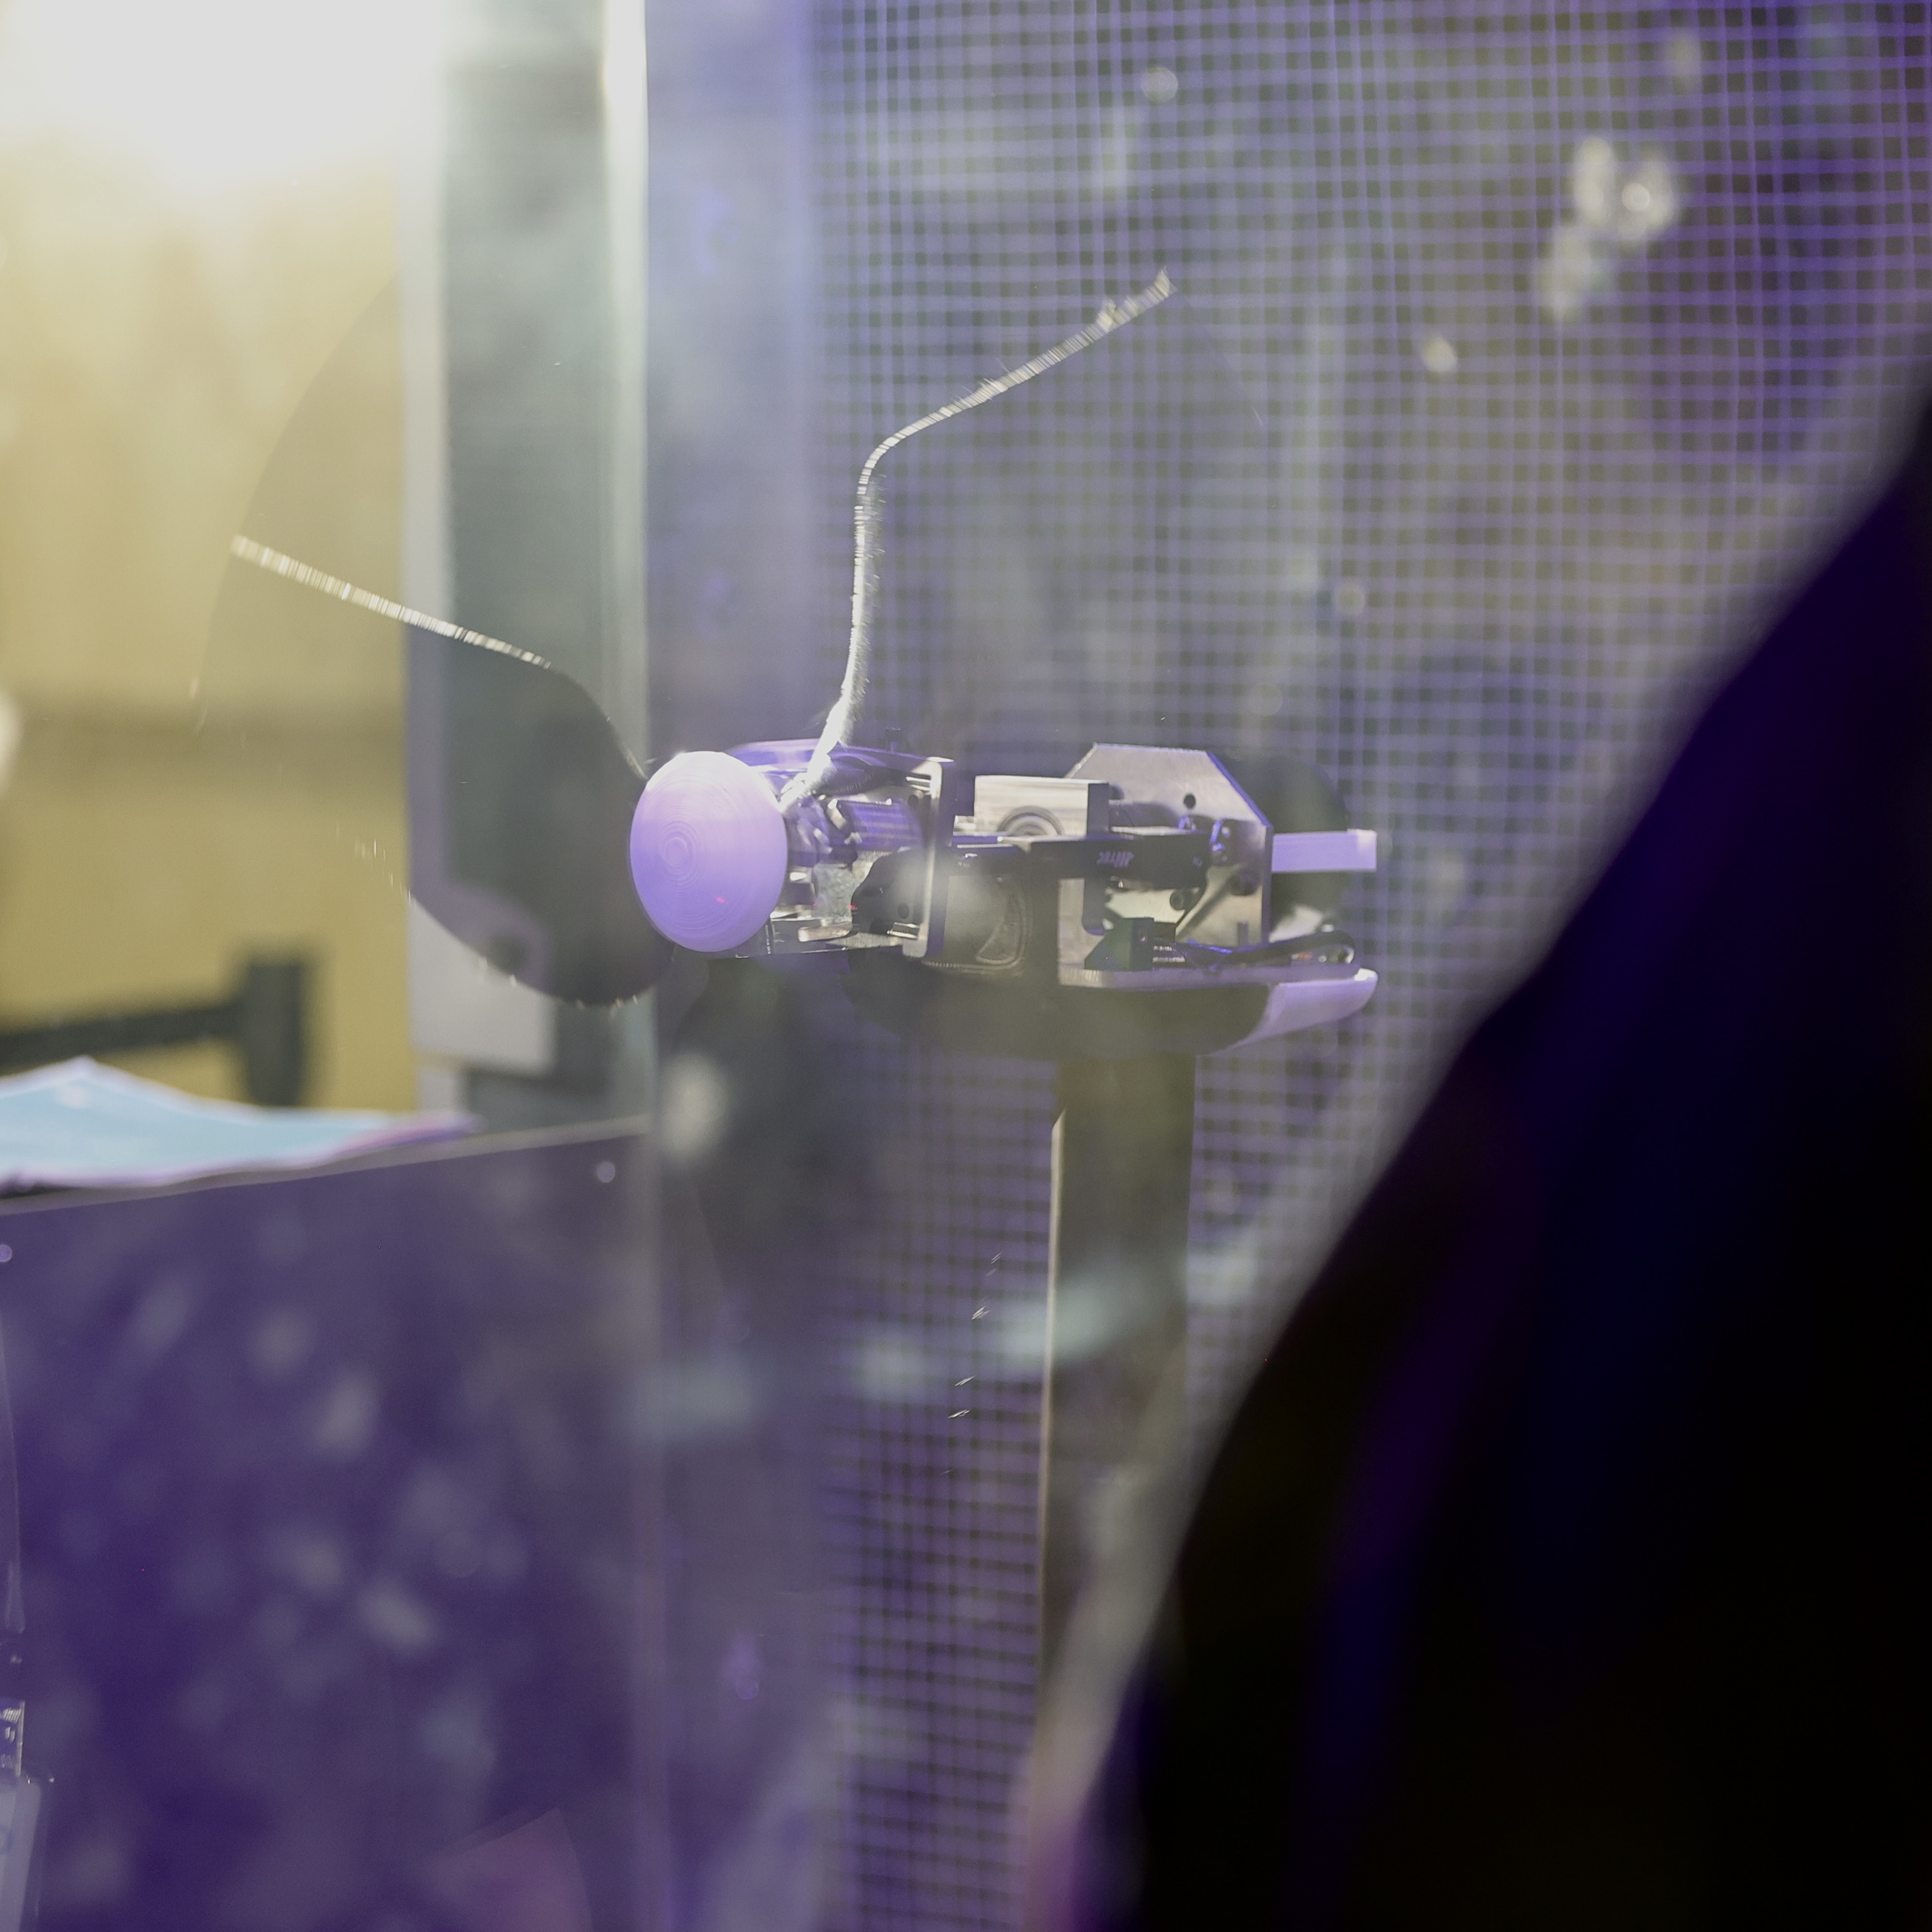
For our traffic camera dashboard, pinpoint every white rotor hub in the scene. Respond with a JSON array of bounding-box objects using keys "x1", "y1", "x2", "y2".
[{"x1": 628, "y1": 751, "x2": 789, "y2": 951}]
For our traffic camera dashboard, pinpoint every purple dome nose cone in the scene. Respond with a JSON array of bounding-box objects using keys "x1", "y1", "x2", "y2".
[{"x1": 628, "y1": 751, "x2": 789, "y2": 951}]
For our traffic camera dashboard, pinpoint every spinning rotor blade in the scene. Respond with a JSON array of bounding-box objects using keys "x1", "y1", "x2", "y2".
[{"x1": 226, "y1": 539, "x2": 671, "y2": 1007}]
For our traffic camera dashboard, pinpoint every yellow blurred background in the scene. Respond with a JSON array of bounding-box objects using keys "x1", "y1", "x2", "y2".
[{"x1": 0, "y1": 0, "x2": 424, "y2": 1107}]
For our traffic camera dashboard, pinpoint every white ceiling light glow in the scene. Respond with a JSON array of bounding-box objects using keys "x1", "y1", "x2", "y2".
[{"x1": 0, "y1": 0, "x2": 439, "y2": 190}]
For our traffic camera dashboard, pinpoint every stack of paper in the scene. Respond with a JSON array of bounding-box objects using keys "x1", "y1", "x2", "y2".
[{"x1": 0, "y1": 1059, "x2": 473, "y2": 1191}]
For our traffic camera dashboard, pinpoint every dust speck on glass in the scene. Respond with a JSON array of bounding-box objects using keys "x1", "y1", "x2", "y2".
[{"x1": 812, "y1": 5, "x2": 1932, "y2": 1928}]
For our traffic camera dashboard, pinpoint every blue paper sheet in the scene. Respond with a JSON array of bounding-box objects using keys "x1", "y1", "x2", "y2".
[{"x1": 0, "y1": 1058, "x2": 474, "y2": 1191}]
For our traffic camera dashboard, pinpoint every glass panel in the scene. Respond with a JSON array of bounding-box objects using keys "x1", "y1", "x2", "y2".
[{"x1": 0, "y1": 1, "x2": 1924, "y2": 1928}]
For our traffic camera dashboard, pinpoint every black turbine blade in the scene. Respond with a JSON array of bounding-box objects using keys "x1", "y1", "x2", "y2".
[{"x1": 410, "y1": 631, "x2": 674, "y2": 1006}]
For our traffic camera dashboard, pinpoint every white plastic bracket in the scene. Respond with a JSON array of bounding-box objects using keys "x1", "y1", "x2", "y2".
[{"x1": 1272, "y1": 829, "x2": 1378, "y2": 872}]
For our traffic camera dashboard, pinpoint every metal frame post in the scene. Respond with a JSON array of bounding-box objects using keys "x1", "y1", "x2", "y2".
[{"x1": 1038, "y1": 1053, "x2": 1196, "y2": 1679}]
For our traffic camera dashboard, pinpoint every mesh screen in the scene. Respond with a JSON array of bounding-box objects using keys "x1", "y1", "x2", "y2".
[{"x1": 811, "y1": 7, "x2": 1932, "y2": 1928}]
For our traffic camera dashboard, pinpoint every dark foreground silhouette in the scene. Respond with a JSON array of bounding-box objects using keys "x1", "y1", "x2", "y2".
[{"x1": 1042, "y1": 425, "x2": 1932, "y2": 1929}]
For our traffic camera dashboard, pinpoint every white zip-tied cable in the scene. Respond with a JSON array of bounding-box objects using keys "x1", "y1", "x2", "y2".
[{"x1": 778, "y1": 270, "x2": 1174, "y2": 810}]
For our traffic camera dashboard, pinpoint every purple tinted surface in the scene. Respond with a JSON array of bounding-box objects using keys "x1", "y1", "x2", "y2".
[{"x1": 0, "y1": 1129, "x2": 664, "y2": 1931}]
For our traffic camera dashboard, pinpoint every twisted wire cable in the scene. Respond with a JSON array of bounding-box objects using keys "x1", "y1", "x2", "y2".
[{"x1": 779, "y1": 270, "x2": 1174, "y2": 809}]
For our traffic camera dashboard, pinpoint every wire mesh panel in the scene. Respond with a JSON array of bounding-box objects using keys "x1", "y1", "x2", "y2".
[
  {"x1": 810, "y1": 7, "x2": 1932, "y2": 1928},
  {"x1": 821, "y1": 1027, "x2": 1054, "y2": 1932}
]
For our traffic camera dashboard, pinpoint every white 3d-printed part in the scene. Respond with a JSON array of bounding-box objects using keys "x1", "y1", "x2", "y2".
[
  {"x1": 1271, "y1": 829, "x2": 1378, "y2": 872},
  {"x1": 1229, "y1": 968, "x2": 1379, "y2": 1047},
  {"x1": 629, "y1": 752, "x2": 789, "y2": 952}
]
